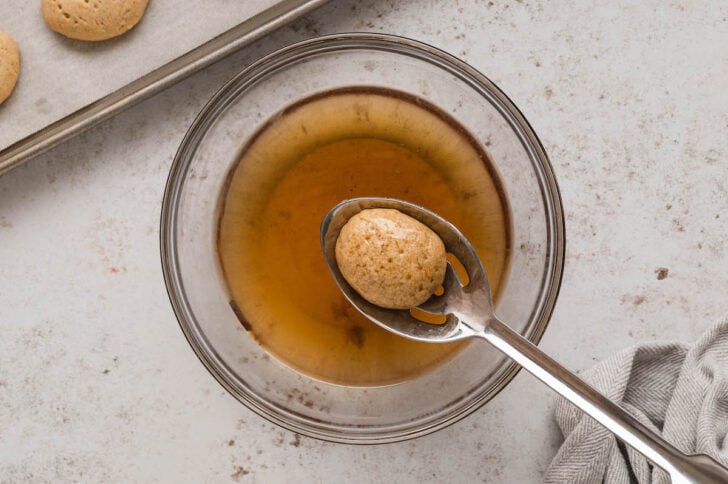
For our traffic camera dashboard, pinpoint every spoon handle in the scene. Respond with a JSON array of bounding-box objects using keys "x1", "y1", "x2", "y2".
[{"x1": 480, "y1": 317, "x2": 728, "y2": 484}]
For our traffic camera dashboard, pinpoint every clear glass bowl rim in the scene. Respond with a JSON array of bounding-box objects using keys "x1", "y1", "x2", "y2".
[{"x1": 160, "y1": 32, "x2": 566, "y2": 444}]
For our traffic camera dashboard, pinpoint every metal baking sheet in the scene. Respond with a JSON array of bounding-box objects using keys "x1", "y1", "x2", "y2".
[{"x1": 0, "y1": 0, "x2": 329, "y2": 175}]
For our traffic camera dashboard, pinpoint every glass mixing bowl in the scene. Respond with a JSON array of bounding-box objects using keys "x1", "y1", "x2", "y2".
[{"x1": 160, "y1": 33, "x2": 564, "y2": 443}]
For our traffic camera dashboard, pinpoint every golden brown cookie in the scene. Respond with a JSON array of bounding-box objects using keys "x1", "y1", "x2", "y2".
[
  {"x1": 41, "y1": 0, "x2": 149, "y2": 41},
  {"x1": 0, "y1": 31, "x2": 20, "y2": 106},
  {"x1": 335, "y1": 208, "x2": 447, "y2": 309}
]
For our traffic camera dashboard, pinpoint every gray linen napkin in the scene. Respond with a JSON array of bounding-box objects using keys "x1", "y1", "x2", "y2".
[{"x1": 546, "y1": 313, "x2": 728, "y2": 484}]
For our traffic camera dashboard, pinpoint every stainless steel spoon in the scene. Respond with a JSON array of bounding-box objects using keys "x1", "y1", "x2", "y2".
[{"x1": 321, "y1": 197, "x2": 728, "y2": 484}]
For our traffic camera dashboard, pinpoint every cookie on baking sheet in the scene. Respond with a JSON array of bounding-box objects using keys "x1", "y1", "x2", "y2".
[
  {"x1": 42, "y1": 0, "x2": 149, "y2": 41},
  {"x1": 0, "y1": 31, "x2": 20, "y2": 106}
]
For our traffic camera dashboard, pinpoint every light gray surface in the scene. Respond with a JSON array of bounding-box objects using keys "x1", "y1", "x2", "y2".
[
  {"x1": 0, "y1": 0, "x2": 727, "y2": 482},
  {"x1": 0, "y1": 0, "x2": 286, "y2": 149}
]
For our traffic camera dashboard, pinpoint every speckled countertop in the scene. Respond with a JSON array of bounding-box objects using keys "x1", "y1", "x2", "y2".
[{"x1": 1, "y1": 1, "x2": 726, "y2": 482}]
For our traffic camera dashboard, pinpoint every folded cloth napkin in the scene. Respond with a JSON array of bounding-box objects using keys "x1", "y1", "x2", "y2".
[{"x1": 546, "y1": 314, "x2": 728, "y2": 484}]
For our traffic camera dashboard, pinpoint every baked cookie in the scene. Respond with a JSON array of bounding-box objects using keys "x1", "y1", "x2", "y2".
[
  {"x1": 0, "y1": 31, "x2": 20, "y2": 105},
  {"x1": 42, "y1": 0, "x2": 149, "y2": 41},
  {"x1": 335, "y1": 208, "x2": 447, "y2": 309}
]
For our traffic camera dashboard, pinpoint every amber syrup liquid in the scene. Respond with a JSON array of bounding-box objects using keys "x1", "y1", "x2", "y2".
[{"x1": 217, "y1": 87, "x2": 510, "y2": 386}]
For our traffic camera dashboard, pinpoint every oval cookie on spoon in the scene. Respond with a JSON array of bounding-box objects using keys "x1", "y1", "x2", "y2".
[{"x1": 42, "y1": 0, "x2": 149, "y2": 41}]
